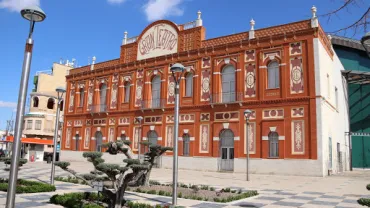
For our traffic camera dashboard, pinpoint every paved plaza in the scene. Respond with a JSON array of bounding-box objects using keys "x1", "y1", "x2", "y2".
[{"x1": 0, "y1": 161, "x2": 368, "y2": 207}]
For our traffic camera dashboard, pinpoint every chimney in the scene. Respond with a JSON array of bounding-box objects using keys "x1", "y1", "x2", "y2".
[
  {"x1": 195, "y1": 10, "x2": 203, "y2": 27},
  {"x1": 90, "y1": 56, "x2": 96, "y2": 71},
  {"x1": 122, "y1": 31, "x2": 128, "y2": 45},
  {"x1": 311, "y1": 6, "x2": 318, "y2": 28},
  {"x1": 249, "y1": 19, "x2": 255, "y2": 40}
]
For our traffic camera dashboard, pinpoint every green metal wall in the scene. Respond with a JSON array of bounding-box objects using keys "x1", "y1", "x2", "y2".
[{"x1": 334, "y1": 45, "x2": 370, "y2": 168}]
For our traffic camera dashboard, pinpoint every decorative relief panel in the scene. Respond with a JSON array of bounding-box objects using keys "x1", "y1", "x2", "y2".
[
  {"x1": 110, "y1": 74, "x2": 119, "y2": 109},
  {"x1": 68, "y1": 82, "x2": 75, "y2": 112},
  {"x1": 199, "y1": 124, "x2": 209, "y2": 153},
  {"x1": 108, "y1": 127, "x2": 115, "y2": 142},
  {"x1": 137, "y1": 69, "x2": 144, "y2": 78},
  {"x1": 74, "y1": 120, "x2": 83, "y2": 127},
  {"x1": 290, "y1": 42, "x2": 302, "y2": 55},
  {"x1": 144, "y1": 116, "x2": 162, "y2": 124},
  {"x1": 290, "y1": 57, "x2": 304, "y2": 94},
  {"x1": 244, "y1": 122, "x2": 256, "y2": 154},
  {"x1": 215, "y1": 111, "x2": 239, "y2": 121},
  {"x1": 292, "y1": 120, "x2": 305, "y2": 154},
  {"x1": 245, "y1": 50, "x2": 255, "y2": 62},
  {"x1": 87, "y1": 79, "x2": 94, "y2": 111},
  {"x1": 84, "y1": 127, "x2": 91, "y2": 149},
  {"x1": 291, "y1": 107, "x2": 304, "y2": 118},
  {"x1": 109, "y1": 118, "x2": 116, "y2": 126},
  {"x1": 119, "y1": 117, "x2": 130, "y2": 125},
  {"x1": 166, "y1": 115, "x2": 174, "y2": 123},
  {"x1": 93, "y1": 119, "x2": 106, "y2": 125},
  {"x1": 200, "y1": 113, "x2": 210, "y2": 122},
  {"x1": 202, "y1": 57, "x2": 211, "y2": 68},
  {"x1": 133, "y1": 126, "x2": 141, "y2": 150},
  {"x1": 179, "y1": 114, "x2": 195, "y2": 123},
  {"x1": 165, "y1": 125, "x2": 174, "y2": 148},
  {"x1": 67, "y1": 121, "x2": 73, "y2": 127},
  {"x1": 86, "y1": 120, "x2": 92, "y2": 126},
  {"x1": 263, "y1": 51, "x2": 281, "y2": 61},
  {"x1": 96, "y1": 77, "x2": 109, "y2": 85},
  {"x1": 246, "y1": 110, "x2": 256, "y2": 120},
  {"x1": 245, "y1": 63, "x2": 256, "y2": 98},
  {"x1": 201, "y1": 69, "x2": 211, "y2": 101},
  {"x1": 263, "y1": 109, "x2": 284, "y2": 119},
  {"x1": 65, "y1": 128, "x2": 71, "y2": 148},
  {"x1": 135, "y1": 79, "x2": 143, "y2": 107},
  {"x1": 121, "y1": 74, "x2": 132, "y2": 83},
  {"x1": 167, "y1": 75, "x2": 175, "y2": 104}
]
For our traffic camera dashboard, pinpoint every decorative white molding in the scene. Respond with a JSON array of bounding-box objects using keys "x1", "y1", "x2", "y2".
[
  {"x1": 72, "y1": 137, "x2": 76, "y2": 140},
  {"x1": 213, "y1": 137, "x2": 219, "y2": 141},
  {"x1": 121, "y1": 130, "x2": 126, "y2": 134},
  {"x1": 213, "y1": 72, "x2": 221, "y2": 75},
  {"x1": 223, "y1": 123, "x2": 229, "y2": 129},
  {"x1": 76, "y1": 131, "x2": 79, "y2": 134},
  {"x1": 103, "y1": 137, "x2": 106, "y2": 141},
  {"x1": 259, "y1": 66, "x2": 267, "y2": 69},
  {"x1": 158, "y1": 137, "x2": 162, "y2": 141},
  {"x1": 117, "y1": 137, "x2": 121, "y2": 141},
  {"x1": 269, "y1": 126, "x2": 277, "y2": 132},
  {"x1": 224, "y1": 57, "x2": 230, "y2": 64},
  {"x1": 145, "y1": 82, "x2": 151, "y2": 84},
  {"x1": 150, "y1": 126, "x2": 155, "y2": 130},
  {"x1": 183, "y1": 129, "x2": 189, "y2": 134},
  {"x1": 279, "y1": 136, "x2": 285, "y2": 140},
  {"x1": 236, "y1": 69, "x2": 242, "y2": 72},
  {"x1": 234, "y1": 136, "x2": 240, "y2": 141},
  {"x1": 178, "y1": 137, "x2": 183, "y2": 141},
  {"x1": 91, "y1": 137, "x2": 95, "y2": 140},
  {"x1": 190, "y1": 137, "x2": 195, "y2": 141},
  {"x1": 262, "y1": 136, "x2": 268, "y2": 141},
  {"x1": 193, "y1": 75, "x2": 199, "y2": 77},
  {"x1": 279, "y1": 63, "x2": 286, "y2": 66},
  {"x1": 97, "y1": 127, "x2": 101, "y2": 131},
  {"x1": 143, "y1": 137, "x2": 147, "y2": 141}
]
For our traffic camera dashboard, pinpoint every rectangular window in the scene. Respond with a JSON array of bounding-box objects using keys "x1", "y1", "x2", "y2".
[
  {"x1": 35, "y1": 120, "x2": 42, "y2": 130},
  {"x1": 335, "y1": 87, "x2": 338, "y2": 109},
  {"x1": 26, "y1": 120, "x2": 33, "y2": 130},
  {"x1": 327, "y1": 74, "x2": 330, "y2": 98}
]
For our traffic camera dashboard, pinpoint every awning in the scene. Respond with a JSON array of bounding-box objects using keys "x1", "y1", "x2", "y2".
[
  {"x1": 342, "y1": 70, "x2": 370, "y2": 85},
  {"x1": 6, "y1": 136, "x2": 53, "y2": 145}
]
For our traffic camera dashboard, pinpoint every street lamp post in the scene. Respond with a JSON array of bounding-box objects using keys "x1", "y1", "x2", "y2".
[
  {"x1": 137, "y1": 116, "x2": 143, "y2": 162},
  {"x1": 6, "y1": 6, "x2": 46, "y2": 208},
  {"x1": 244, "y1": 109, "x2": 252, "y2": 181},
  {"x1": 50, "y1": 87, "x2": 66, "y2": 185},
  {"x1": 361, "y1": 32, "x2": 370, "y2": 58},
  {"x1": 170, "y1": 63, "x2": 185, "y2": 206}
]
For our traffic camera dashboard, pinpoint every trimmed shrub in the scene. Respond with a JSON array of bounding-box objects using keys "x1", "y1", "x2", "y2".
[
  {"x1": 367, "y1": 184, "x2": 370, "y2": 191},
  {"x1": 177, "y1": 192, "x2": 182, "y2": 198},
  {"x1": 200, "y1": 185, "x2": 209, "y2": 190},
  {"x1": 50, "y1": 192, "x2": 107, "y2": 208},
  {"x1": 210, "y1": 187, "x2": 215, "y2": 191},
  {"x1": 147, "y1": 190, "x2": 157, "y2": 195},
  {"x1": 358, "y1": 198, "x2": 370, "y2": 207},
  {"x1": 149, "y1": 180, "x2": 161, "y2": 186},
  {"x1": 0, "y1": 178, "x2": 55, "y2": 193},
  {"x1": 158, "y1": 190, "x2": 165, "y2": 196}
]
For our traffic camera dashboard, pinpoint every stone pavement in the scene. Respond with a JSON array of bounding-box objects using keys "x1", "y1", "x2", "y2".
[{"x1": 0, "y1": 161, "x2": 368, "y2": 207}]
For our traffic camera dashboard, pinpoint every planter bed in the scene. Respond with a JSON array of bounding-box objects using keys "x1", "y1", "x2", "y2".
[{"x1": 0, "y1": 178, "x2": 56, "y2": 193}]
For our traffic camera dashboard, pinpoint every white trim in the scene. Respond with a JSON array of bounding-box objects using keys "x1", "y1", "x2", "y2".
[
  {"x1": 158, "y1": 137, "x2": 162, "y2": 141},
  {"x1": 183, "y1": 129, "x2": 189, "y2": 134},
  {"x1": 145, "y1": 82, "x2": 151, "y2": 84},
  {"x1": 279, "y1": 136, "x2": 285, "y2": 140},
  {"x1": 178, "y1": 137, "x2": 183, "y2": 141},
  {"x1": 262, "y1": 136, "x2": 268, "y2": 141},
  {"x1": 234, "y1": 136, "x2": 240, "y2": 141},
  {"x1": 190, "y1": 137, "x2": 195, "y2": 141},
  {"x1": 213, "y1": 137, "x2": 219, "y2": 141},
  {"x1": 236, "y1": 69, "x2": 242, "y2": 72},
  {"x1": 193, "y1": 75, "x2": 199, "y2": 77},
  {"x1": 72, "y1": 137, "x2": 76, "y2": 140},
  {"x1": 91, "y1": 137, "x2": 95, "y2": 141},
  {"x1": 223, "y1": 123, "x2": 229, "y2": 129},
  {"x1": 269, "y1": 126, "x2": 277, "y2": 132},
  {"x1": 161, "y1": 79, "x2": 166, "y2": 82},
  {"x1": 279, "y1": 63, "x2": 286, "y2": 66},
  {"x1": 259, "y1": 66, "x2": 267, "y2": 69},
  {"x1": 143, "y1": 137, "x2": 147, "y2": 141},
  {"x1": 150, "y1": 126, "x2": 155, "y2": 130},
  {"x1": 103, "y1": 137, "x2": 106, "y2": 141},
  {"x1": 116, "y1": 137, "x2": 121, "y2": 141},
  {"x1": 213, "y1": 72, "x2": 221, "y2": 75}
]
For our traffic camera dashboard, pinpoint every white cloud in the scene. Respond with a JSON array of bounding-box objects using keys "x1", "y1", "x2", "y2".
[
  {"x1": 107, "y1": 0, "x2": 126, "y2": 4},
  {"x1": 143, "y1": 0, "x2": 184, "y2": 21},
  {"x1": 0, "y1": 101, "x2": 17, "y2": 108},
  {"x1": 0, "y1": 0, "x2": 40, "y2": 12}
]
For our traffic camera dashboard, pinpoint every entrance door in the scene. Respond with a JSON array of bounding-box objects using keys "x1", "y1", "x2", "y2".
[
  {"x1": 219, "y1": 129, "x2": 235, "y2": 171},
  {"x1": 95, "y1": 131, "x2": 103, "y2": 152},
  {"x1": 147, "y1": 130, "x2": 160, "y2": 167},
  {"x1": 75, "y1": 134, "x2": 79, "y2": 151},
  {"x1": 183, "y1": 134, "x2": 190, "y2": 156}
]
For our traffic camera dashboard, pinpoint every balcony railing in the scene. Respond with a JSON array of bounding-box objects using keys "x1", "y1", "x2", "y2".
[
  {"x1": 210, "y1": 92, "x2": 243, "y2": 105},
  {"x1": 91, "y1": 104, "x2": 107, "y2": 113},
  {"x1": 35, "y1": 70, "x2": 52, "y2": 76},
  {"x1": 141, "y1": 99, "x2": 165, "y2": 110},
  {"x1": 178, "y1": 21, "x2": 197, "y2": 30},
  {"x1": 126, "y1": 36, "x2": 138, "y2": 44}
]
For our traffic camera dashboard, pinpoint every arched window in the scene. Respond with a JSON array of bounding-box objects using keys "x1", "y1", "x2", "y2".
[
  {"x1": 221, "y1": 65, "x2": 236, "y2": 103},
  {"x1": 47, "y1": 98, "x2": 55, "y2": 109},
  {"x1": 124, "y1": 82, "x2": 130, "y2": 103},
  {"x1": 120, "y1": 134, "x2": 126, "y2": 140},
  {"x1": 151, "y1": 76, "x2": 161, "y2": 108},
  {"x1": 268, "y1": 131, "x2": 279, "y2": 158},
  {"x1": 267, "y1": 61, "x2": 280, "y2": 89},
  {"x1": 33, "y1": 97, "x2": 39, "y2": 108},
  {"x1": 60, "y1": 100, "x2": 64, "y2": 111},
  {"x1": 100, "y1": 83, "x2": 107, "y2": 111},
  {"x1": 185, "y1": 73, "x2": 193, "y2": 97},
  {"x1": 183, "y1": 133, "x2": 190, "y2": 156},
  {"x1": 79, "y1": 88, "x2": 85, "y2": 107}
]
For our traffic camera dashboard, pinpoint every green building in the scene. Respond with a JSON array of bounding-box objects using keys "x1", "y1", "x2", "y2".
[{"x1": 332, "y1": 36, "x2": 370, "y2": 168}]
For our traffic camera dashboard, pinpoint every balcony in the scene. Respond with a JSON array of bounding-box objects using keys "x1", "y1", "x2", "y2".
[
  {"x1": 210, "y1": 92, "x2": 243, "y2": 106},
  {"x1": 141, "y1": 99, "x2": 165, "y2": 110},
  {"x1": 91, "y1": 104, "x2": 107, "y2": 113}
]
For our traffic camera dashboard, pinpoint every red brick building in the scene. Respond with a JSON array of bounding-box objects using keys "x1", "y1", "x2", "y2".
[{"x1": 62, "y1": 8, "x2": 350, "y2": 176}]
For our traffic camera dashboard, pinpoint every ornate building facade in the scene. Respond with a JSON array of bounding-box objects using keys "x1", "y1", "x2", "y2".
[{"x1": 62, "y1": 8, "x2": 350, "y2": 176}]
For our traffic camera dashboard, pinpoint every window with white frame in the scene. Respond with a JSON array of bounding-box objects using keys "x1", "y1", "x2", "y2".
[
  {"x1": 35, "y1": 120, "x2": 42, "y2": 130},
  {"x1": 335, "y1": 87, "x2": 338, "y2": 109},
  {"x1": 185, "y1": 73, "x2": 193, "y2": 97},
  {"x1": 79, "y1": 88, "x2": 85, "y2": 107},
  {"x1": 26, "y1": 120, "x2": 33, "y2": 130},
  {"x1": 151, "y1": 76, "x2": 161, "y2": 108},
  {"x1": 124, "y1": 82, "x2": 130, "y2": 103},
  {"x1": 267, "y1": 61, "x2": 280, "y2": 89}
]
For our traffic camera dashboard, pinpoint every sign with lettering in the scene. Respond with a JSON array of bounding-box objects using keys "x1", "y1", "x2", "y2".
[{"x1": 137, "y1": 23, "x2": 178, "y2": 60}]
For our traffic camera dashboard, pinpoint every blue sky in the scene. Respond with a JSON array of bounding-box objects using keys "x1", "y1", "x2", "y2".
[{"x1": 0, "y1": 0, "x2": 368, "y2": 129}]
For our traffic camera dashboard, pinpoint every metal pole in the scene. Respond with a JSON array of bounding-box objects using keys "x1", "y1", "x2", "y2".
[
  {"x1": 6, "y1": 37, "x2": 34, "y2": 208},
  {"x1": 50, "y1": 98, "x2": 62, "y2": 185},
  {"x1": 172, "y1": 81, "x2": 180, "y2": 206},
  {"x1": 138, "y1": 122, "x2": 141, "y2": 162},
  {"x1": 246, "y1": 119, "x2": 250, "y2": 181},
  {"x1": 58, "y1": 121, "x2": 64, "y2": 162}
]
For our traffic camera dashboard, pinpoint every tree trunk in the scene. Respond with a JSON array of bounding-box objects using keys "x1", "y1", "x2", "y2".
[
  {"x1": 144, "y1": 166, "x2": 153, "y2": 186},
  {"x1": 114, "y1": 187, "x2": 123, "y2": 208}
]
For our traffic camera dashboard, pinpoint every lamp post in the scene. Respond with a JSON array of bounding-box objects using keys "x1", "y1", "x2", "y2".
[
  {"x1": 170, "y1": 63, "x2": 185, "y2": 206},
  {"x1": 137, "y1": 116, "x2": 143, "y2": 161},
  {"x1": 6, "y1": 6, "x2": 46, "y2": 208},
  {"x1": 244, "y1": 109, "x2": 252, "y2": 181},
  {"x1": 361, "y1": 32, "x2": 370, "y2": 58},
  {"x1": 50, "y1": 87, "x2": 66, "y2": 185}
]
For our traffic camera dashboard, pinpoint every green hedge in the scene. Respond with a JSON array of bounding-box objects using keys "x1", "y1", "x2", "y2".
[
  {"x1": 0, "y1": 178, "x2": 55, "y2": 193},
  {"x1": 358, "y1": 198, "x2": 370, "y2": 207},
  {"x1": 50, "y1": 192, "x2": 106, "y2": 208}
]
